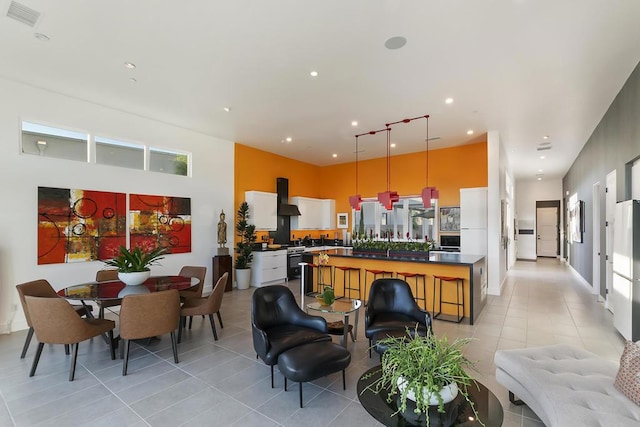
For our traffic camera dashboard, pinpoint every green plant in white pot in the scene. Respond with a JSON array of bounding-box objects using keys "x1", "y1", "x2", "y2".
[
  {"x1": 104, "y1": 245, "x2": 167, "y2": 286},
  {"x1": 363, "y1": 328, "x2": 482, "y2": 426},
  {"x1": 235, "y1": 201, "x2": 256, "y2": 290}
]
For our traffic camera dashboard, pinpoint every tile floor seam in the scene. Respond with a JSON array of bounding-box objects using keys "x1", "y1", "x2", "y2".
[{"x1": 0, "y1": 388, "x2": 17, "y2": 427}]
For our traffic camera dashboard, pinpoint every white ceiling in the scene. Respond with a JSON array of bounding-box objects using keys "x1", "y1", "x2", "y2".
[{"x1": 2, "y1": 0, "x2": 640, "y2": 180}]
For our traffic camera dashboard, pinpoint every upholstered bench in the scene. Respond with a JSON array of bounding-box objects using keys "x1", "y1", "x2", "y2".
[
  {"x1": 494, "y1": 344, "x2": 640, "y2": 427},
  {"x1": 278, "y1": 341, "x2": 351, "y2": 408}
]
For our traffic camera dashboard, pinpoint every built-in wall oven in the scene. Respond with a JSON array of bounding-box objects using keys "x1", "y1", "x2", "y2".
[{"x1": 287, "y1": 246, "x2": 305, "y2": 279}]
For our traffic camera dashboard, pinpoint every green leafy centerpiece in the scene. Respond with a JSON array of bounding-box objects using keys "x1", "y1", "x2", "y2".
[
  {"x1": 363, "y1": 328, "x2": 481, "y2": 426},
  {"x1": 104, "y1": 245, "x2": 166, "y2": 286}
]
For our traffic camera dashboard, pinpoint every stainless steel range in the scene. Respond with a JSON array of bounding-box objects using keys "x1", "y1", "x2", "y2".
[{"x1": 287, "y1": 246, "x2": 305, "y2": 279}]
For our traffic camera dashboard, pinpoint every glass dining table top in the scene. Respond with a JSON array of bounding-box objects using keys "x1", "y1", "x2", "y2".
[
  {"x1": 57, "y1": 275, "x2": 199, "y2": 300},
  {"x1": 306, "y1": 298, "x2": 362, "y2": 314}
]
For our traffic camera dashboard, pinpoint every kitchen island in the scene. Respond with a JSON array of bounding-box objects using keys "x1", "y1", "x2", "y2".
[{"x1": 304, "y1": 248, "x2": 487, "y2": 324}]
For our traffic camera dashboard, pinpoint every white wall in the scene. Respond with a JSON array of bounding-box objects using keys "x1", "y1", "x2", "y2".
[
  {"x1": 0, "y1": 78, "x2": 235, "y2": 333},
  {"x1": 515, "y1": 178, "x2": 563, "y2": 260}
]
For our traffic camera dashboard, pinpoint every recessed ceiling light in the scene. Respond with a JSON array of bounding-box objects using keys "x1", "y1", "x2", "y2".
[
  {"x1": 310, "y1": 71, "x2": 318, "y2": 77},
  {"x1": 540, "y1": 156, "x2": 545, "y2": 159},
  {"x1": 543, "y1": 135, "x2": 549, "y2": 140},
  {"x1": 286, "y1": 137, "x2": 292, "y2": 143},
  {"x1": 332, "y1": 154, "x2": 337, "y2": 158},
  {"x1": 124, "y1": 62, "x2": 136, "y2": 69},
  {"x1": 384, "y1": 36, "x2": 407, "y2": 50},
  {"x1": 128, "y1": 78, "x2": 137, "y2": 83},
  {"x1": 538, "y1": 169, "x2": 543, "y2": 172},
  {"x1": 351, "y1": 121, "x2": 358, "y2": 127},
  {"x1": 466, "y1": 130, "x2": 474, "y2": 135},
  {"x1": 223, "y1": 107, "x2": 231, "y2": 112},
  {"x1": 445, "y1": 98, "x2": 454, "y2": 104},
  {"x1": 34, "y1": 33, "x2": 49, "y2": 42},
  {"x1": 537, "y1": 177, "x2": 542, "y2": 181},
  {"x1": 390, "y1": 143, "x2": 396, "y2": 148}
]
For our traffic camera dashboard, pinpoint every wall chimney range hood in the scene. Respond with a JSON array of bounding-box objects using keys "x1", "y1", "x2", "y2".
[{"x1": 276, "y1": 177, "x2": 300, "y2": 216}]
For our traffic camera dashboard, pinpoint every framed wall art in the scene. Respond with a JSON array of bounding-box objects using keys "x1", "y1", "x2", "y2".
[{"x1": 439, "y1": 206, "x2": 460, "y2": 232}]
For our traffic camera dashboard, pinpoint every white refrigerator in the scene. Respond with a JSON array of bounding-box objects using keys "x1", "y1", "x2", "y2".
[
  {"x1": 612, "y1": 200, "x2": 640, "y2": 340},
  {"x1": 460, "y1": 188, "x2": 488, "y2": 256}
]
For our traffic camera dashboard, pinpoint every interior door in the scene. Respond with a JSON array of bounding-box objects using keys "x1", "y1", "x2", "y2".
[
  {"x1": 536, "y1": 207, "x2": 558, "y2": 257},
  {"x1": 606, "y1": 169, "x2": 617, "y2": 311},
  {"x1": 593, "y1": 182, "x2": 601, "y2": 295}
]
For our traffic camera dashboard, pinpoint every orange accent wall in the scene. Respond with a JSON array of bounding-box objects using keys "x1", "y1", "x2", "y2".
[{"x1": 235, "y1": 141, "x2": 487, "y2": 238}]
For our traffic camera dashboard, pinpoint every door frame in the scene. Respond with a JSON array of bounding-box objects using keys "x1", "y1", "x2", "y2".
[
  {"x1": 536, "y1": 200, "x2": 560, "y2": 257},
  {"x1": 605, "y1": 169, "x2": 616, "y2": 310},
  {"x1": 592, "y1": 182, "x2": 601, "y2": 295}
]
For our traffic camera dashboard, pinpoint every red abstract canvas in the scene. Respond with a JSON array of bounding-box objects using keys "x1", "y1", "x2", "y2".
[
  {"x1": 38, "y1": 187, "x2": 126, "y2": 264},
  {"x1": 129, "y1": 194, "x2": 191, "y2": 254}
]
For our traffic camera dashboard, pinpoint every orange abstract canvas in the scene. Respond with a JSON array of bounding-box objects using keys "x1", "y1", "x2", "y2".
[
  {"x1": 129, "y1": 194, "x2": 191, "y2": 254},
  {"x1": 38, "y1": 187, "x2": 126, "y2": 264}
]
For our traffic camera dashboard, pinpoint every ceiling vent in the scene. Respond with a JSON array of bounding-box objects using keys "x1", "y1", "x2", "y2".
[
  {"x1": 536, "y1": 145, "x2": 552, "y2": 151},
  {"x1": 6, "y1": 1, "x2": 40, "y2": 27}
]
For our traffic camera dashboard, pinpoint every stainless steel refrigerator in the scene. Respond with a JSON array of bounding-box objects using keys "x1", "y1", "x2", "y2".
[{"x1": 612, "y1": 200, "x2": 640, "y2": 340}]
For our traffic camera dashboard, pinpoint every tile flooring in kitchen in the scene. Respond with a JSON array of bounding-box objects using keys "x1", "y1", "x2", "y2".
[{"x1": 0, "y1": 258, "x2": 625, "y2": 426}]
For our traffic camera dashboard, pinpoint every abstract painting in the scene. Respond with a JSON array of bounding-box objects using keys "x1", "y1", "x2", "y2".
[
  {"x1": 129, "y1": 194, "x2": 191, "y2": 254},
  {"x1": 38, "y1": 187, "x2": 126, "y2": 264}
]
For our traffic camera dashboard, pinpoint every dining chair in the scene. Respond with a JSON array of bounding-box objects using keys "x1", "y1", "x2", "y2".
[
  {"x1": 119, "y1": 289, "x2": 180, "y2": 375},
  {"x1": 177, "y1": 265, "x2": 207, "y2": 329},
  {"x1": 178, "y1": 272, "x2": 228, "y2": 343},
  {"x1": 16, "y1": 279, "x2": 92, "y2": 359},
  {"x1": 95, "y1": 269, "x2": 122, "y2": 318},
  {"x1": 24, "y1": 295, "x2": 115, "y2": 381}
]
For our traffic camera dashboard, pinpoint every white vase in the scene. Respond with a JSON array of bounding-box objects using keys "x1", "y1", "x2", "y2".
[
  {"x1": 397, "y1": 377, "x2": 459, "y2": 406},
  {"x1": 118, "y1": 271, "x2": 151, "y2": 286},
  {"x1": 235, "y1": 268, "x2": 251, "y2": 290}
]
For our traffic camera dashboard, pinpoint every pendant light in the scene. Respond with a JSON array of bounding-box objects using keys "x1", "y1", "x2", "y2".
[
  {"x1": 377, "y1": 125, "x2": 399, "y2": 210},
  {"x1": 421, "y1": 115, "x2": 439, "y2": 208},
  {"x1": 349, "y1": 135, "x2": 362, "y2": 211}
]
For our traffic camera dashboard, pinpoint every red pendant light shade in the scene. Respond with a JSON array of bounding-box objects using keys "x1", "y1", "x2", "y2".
[
  {"x1": 349, "y1": 194, "x2": 362, "y2": 211},
  {"x1": 378, "y1": 191, "x2": 399, "y2": 210}
]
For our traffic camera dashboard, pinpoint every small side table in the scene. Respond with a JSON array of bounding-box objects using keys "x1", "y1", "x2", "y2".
[
  {"x1": 306, "y1": 299, "x2": 362, "y2": 349},
  {"x1": 213, "y1": 255, "x2": 233, "y2": 292}
]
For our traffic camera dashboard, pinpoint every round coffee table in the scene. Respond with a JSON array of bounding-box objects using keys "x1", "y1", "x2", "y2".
[{"x1": 357, "y1": 366, "x2": 503, "y2": 427}]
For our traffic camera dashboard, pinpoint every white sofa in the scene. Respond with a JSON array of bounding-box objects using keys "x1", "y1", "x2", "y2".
[{"x1": 494, "y1": 344, "x2": 640, "y2": 427}]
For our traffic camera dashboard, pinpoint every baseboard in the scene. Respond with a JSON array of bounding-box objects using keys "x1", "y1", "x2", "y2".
[
  {"x1": 567, "y1": 264, "x2": 595, "y2": 292},
  {"x1": 516, "y1": 257, "x2": 537, "y2": 262}
]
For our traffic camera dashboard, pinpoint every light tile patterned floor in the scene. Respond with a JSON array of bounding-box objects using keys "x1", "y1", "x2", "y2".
[{"x1": 0, "y1": 259, "x2": 624, "y2": 426}]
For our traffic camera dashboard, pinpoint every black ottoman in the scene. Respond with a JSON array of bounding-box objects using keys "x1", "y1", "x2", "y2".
[{"x1": 278, "y1": 341, "x2": 351, "y2": 408}]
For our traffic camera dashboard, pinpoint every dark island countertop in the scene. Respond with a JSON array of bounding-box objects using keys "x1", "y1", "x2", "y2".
[{"x1": 305, "y1": 247, "x2": 485, "y2": 265}]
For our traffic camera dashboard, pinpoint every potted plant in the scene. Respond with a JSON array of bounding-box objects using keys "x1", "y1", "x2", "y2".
[
  {"x1": 235, "y1": 201, "x2": 256, "y2": 290},
  {"x1": 104, "y1": 245, "x2": 167, "y2": 286},
  {"x1": 363, "y1": 328, "x2": 481, "y2": 426}
]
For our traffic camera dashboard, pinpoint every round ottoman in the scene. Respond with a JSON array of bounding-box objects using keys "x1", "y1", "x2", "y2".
[{"x1": 278, "y1": 341, "x2": 351, "y2": 408}]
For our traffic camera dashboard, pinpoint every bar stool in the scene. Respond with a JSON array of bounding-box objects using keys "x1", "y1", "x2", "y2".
[
  {"x1": 308, "y1": 263, "x2": 334, "y2": 294},
  {"x1": 396, "y1": 272, "x2": 427, "y2": 310},
  {"x1": 364, "y1": 269, "x2": 394, "y2": 284},
  {"x1": 432, "y1": 275, "x2": 465, "y2": 323},
  {"x1": 333, "y1": 266, "x2": 361, "y2": 300}
]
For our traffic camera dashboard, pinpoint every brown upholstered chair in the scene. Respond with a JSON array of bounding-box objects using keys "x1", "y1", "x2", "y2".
[
  {"x1": 95, "y1": 269, "x2": 122, "y2": 318},
  {"x1": 178, "y1": 273, "x2": 228, "y2": 343},
  {"x1": 24, "y1": 296, "x2": 115, "y2": 381},
  {"x1": 16, "y1": 279, "x2": 92, "y2": 359},
  {"x1": 178, "y1": 265, "x2": 207, "y2": 329},
  {"x1": 119, "y1": 289, "x2": 181, "y2": 375}
]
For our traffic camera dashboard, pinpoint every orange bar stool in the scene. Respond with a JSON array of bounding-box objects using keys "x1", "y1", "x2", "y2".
[
  {"x1": 365, "y1": 269, "x2": 394, "y2": 286},
  {"x1": 333, "y1": 266, "x2": 362, "y2": 300},
  {"x1": 432, "y1": 275, "x2": 465, "y2": 323},
  {"x1": 308, "y1": 263, "x2": 334, "y2": 294},
  {"x1": 396, "y1": 272, "x2": 427, "y2": 310}
]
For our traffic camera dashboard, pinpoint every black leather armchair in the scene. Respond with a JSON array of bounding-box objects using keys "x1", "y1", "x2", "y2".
[
  {"x1": 365, "y1": 278, "x2": 433, "y2": 357},
  {"x1": 251, "y1": 285, "x2": 331, "y2": 387}
]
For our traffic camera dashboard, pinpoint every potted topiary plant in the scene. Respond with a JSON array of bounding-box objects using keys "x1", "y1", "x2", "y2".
[
  {"x1": 235, "y1": 201, "x2": 256, "y2": 290},
  {"x1": 104, "y1": 245, "x2": 167, "y2": 286},
  {"x1": 362, "y1": 328, "x2": 481, "y2": 426}
]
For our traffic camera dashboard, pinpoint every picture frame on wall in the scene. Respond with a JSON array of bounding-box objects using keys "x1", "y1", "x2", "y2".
[
  {"x1": 439, "y1": 206, "x2": 460, "y2": 231},
  {"x1": 337, "y1": 212, "x2": 348, "y2": 229}
]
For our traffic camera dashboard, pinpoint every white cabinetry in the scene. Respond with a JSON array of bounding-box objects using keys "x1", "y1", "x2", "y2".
[
  {"x1": 291, "y1": 197, "x2": 335, "y2": 230},
  {"x1": 251, "y1": 250, "x2": 287, "y2": 287},
  {"x1": 460, "y1": 187, "x2": 488, "y2": 255},
  {"x1": 245, "y1": 191, "x2": 277, "y2": 231},
  {"x1": 320, "y1": 199, "x2": 336, "y2": 230}
]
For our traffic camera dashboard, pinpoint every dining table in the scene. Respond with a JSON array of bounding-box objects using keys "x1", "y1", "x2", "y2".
[{"x1": 57, "y1": 275, "x2": 199, "y2": 347}]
